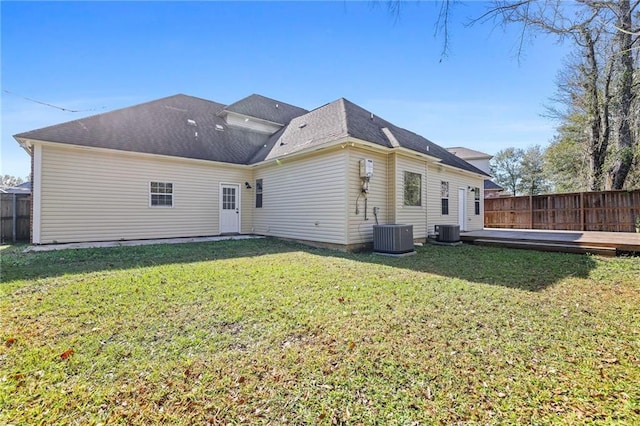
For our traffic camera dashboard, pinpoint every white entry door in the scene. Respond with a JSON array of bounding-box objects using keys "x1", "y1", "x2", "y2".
[
  {"x1": 458, "y1": 188, "x2": 467, "y2": 231},
  {"x1": 220, "y1": 184, "x2": 240, "y2": 234}
]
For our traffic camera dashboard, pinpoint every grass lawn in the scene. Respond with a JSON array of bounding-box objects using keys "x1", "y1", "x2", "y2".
[{"x1": 1, "y1": 238, "x2": 639, "y2": 424}]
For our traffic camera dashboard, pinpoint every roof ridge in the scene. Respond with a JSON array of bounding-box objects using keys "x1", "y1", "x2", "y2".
[
  {"x1": 13, "y1": 94, "x2": 224, "y2": 138},
  {"x1": 225, "y1": 93, "x2": 308, "y2": 114}
]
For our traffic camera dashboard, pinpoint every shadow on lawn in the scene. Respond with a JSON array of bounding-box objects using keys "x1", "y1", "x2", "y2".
[
  {"x1": 0, "y1": 238, "x2": 299, "y2": 284},
  {"x1": 333, "y1": 242, "x2": 598, "y2": 292},
  {"x1": 1, "y1": 238, "x2": 597, "y2": 292}
]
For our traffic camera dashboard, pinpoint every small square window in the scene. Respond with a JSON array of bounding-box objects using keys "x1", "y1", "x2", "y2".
[{"x1": 150, "y1": 181, "x2": 173, "y2": 207}]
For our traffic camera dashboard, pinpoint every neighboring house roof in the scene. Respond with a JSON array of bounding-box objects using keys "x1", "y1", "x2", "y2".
[
  {"x1": 484, "y1": 180, "x2": 503, "y2": 191},
  {"x1": 2, "y1": 181, "x2": 31, "y2": 194},
  {"x1": 447, "y1": 146, "x2": 493, "y2": 160},
  {"x1": 15, "y1": 94, "x2": 489, "y2": 176}
]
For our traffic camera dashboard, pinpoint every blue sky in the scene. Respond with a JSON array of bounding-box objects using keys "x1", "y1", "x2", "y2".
[{"x1": 1, "y1": 1, "x2": 569, "y2": 179}]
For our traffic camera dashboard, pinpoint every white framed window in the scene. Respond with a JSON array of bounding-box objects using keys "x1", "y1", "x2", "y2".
[
  {"x1": 150, "y1": 181, "x2": 173, "y2": 207},
  {"x1": 404, "y1": 171, "x2": 422, "y2": 206},
  {"x1": 474, "y1": 187, "x2": 481, "y2": 215},
  {"x1": 441, "y1": 181, "x2": 449, "y2": 215}
]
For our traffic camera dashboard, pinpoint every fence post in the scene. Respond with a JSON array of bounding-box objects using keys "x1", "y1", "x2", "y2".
[
  {"x1": 12, "y1": 193, "x2": 17, "y2": 243},
  {"x1": 529, "y1": 195, "x2": 533, "y2": 229},
  {"x1": 580, "y1": 192, "x2": 585, "y2": 231}
]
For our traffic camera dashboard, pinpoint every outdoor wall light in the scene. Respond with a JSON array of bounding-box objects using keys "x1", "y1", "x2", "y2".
[{"x1": 244, "y1": 182, "x2": 252, "y2": 189}]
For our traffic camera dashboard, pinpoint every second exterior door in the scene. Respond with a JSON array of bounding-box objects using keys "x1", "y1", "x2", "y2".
[{"x1": 220, "y1": 184, "x2": 240, "y2": 234}]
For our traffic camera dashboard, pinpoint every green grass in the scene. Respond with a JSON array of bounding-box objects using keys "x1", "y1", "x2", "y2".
[{"x1": 1, "y1": 238, "x2": 639, "y2": 424}]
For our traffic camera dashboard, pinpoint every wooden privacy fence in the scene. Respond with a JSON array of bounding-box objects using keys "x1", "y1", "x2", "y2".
[
  {"x1": 0, "y1": 193, "x2": 31, "y2": 242},
  {"x1": 484, "y1": 190, "x2": 640, "y2": 232}
]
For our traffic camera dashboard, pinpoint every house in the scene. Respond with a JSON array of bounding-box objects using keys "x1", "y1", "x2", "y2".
[
  {"x1": 2, "y1": 181, "x2": 32, "y2": 195},
  {"x1": 447, "y1": 147, "x2": 504, "y2": 198},
  {"x1": 14, "y1": 94, "x2": 489, "y2": 250}
]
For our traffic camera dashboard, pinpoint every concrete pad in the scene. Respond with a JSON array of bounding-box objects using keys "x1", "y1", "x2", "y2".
[
  {"x1": 427, "y1": 240, "x2": 463, "y2": 246},
  {"x1": 24, "y1": 235, "x2": 264, "y2": 253},
  {"x1": 373, "y1": 250, "x2": 417, "y2": 257}
]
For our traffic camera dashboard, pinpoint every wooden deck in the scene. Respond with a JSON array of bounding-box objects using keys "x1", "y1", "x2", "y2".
[{"x1": 460, "y1": 229, "x2": 640, "y2": 256}]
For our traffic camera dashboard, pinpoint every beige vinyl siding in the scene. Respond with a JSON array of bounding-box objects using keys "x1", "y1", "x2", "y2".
[
  {"x1": 253, "y1": 149, "x2": 348, "y2": 244},
  {"x1": 346, "y1": 148, "x2": 390, "y2": 244},
  {"x1": 38, "y1": 144, "x2": 253, "y2": 244},
  {"x1": 426, "y1": 165, "x2": 484, "y2": 234},
  {"x1": 386, "y1": 153, "x2": 397, "y2": 224},
  {"x1": 394, "y1": 155, "x2": 428, "y2": 239}
]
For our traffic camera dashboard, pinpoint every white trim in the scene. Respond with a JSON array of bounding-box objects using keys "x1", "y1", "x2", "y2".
[
  {"x1": 32, "y1": 144, "x2": 42, "y2": 244},
  {"x1": 424, "y1": 161, "x2": 429, "y2": 237},
  {"x1": 20, "y1": 139, "x2": 250, "y2": 170},
  {"x1": 223, "y1": 110, "x2": 285, "y2": 127},
  {"x1": 381, "y1": 127, "x2": 400, "y2": 148},
  {"x1": 436, "y1": 161, "x2": 487, "y2": 180},
  {"x1": 219, "y1": 183, "x2": 241, "y2": 234},
  {"x1": 458, "y1": 187, "x2": 467, "y2": 231},
  {"x1": 440, "y1": 180, "x2": 450, "y2": 216},
  {"x1": 343, "y1": 152, "x2": 350, "y2": 244},
  {"x1": 148, "y1": 181, "x2": 174, "y2": 208},
  {"x1": 252, "y1": 136, "x2": 444, "y2": 168},
  {"x1": 23, "y1": 137, "x2": 487, "y2": 180}
]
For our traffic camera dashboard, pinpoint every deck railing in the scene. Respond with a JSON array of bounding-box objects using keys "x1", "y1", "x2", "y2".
[{"x1": 484, "y1": 190, "x2": 640, "y2": 232}]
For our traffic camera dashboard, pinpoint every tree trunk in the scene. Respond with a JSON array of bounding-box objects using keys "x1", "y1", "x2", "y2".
[
  {"x1": 583, "y1": 30, "x2": 608, "y2": 191},
  {"x1": 610, "y1": 0, "x2": 635, "y2": 189}
]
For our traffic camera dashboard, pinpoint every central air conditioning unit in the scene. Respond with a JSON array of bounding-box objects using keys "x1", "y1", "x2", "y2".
[
  {"x1": 435, "y1": 224, "x2": 460, "y2": 242},
  {"x1": 373, "y1": 224, "x2": 414, "y2": 254}
]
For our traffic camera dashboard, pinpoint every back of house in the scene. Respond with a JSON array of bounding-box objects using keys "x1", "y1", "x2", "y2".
[{"x1": 14, "y1": 93, "x2": 488, "y2": 249}]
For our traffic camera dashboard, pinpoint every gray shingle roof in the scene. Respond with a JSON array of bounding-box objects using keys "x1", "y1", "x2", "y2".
[
  {"x1": 251, "y1": 98, "x2": 350, "y2": 162},
  {"x1": 341, "y1": 99, "x2": 488, "y2": 176},
  {"x1": 15, "y1": 93, "x2": 489, "y2": 176},
  {"x1": 223, "y1": 94, "x2": 308, "y2": 125},
  {"x1": 15, "y1": 94, "x2": 272, "y2": 165},
  {"x1": 484, "y1": 180, "x2": 503, "y2": 190}
]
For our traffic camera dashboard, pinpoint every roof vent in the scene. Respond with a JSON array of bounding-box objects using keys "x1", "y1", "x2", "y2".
[
  {"x1": 298, "y1": 123, "x2": 307, "y2": 129},
  {"x1": 275, "y1": 104, "x2": 279, "y2": 109},
  {"x1": 187, "y1": 119, "x2": 197, "y2": 126},
  {"x1": 215, "y1": 124, "x2": 224, "y2": 131},
  {"x1": 370, "y1": 113, "x2": 374, "y2": 120}
]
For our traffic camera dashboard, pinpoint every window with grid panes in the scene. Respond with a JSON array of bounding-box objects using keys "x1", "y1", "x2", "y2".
[
  {"x1": 150, "y1": 182, "x2": 173, "y2": 207},
  {"x1": 441, "y1": 181, "x2": 449, "y2": 215}
]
